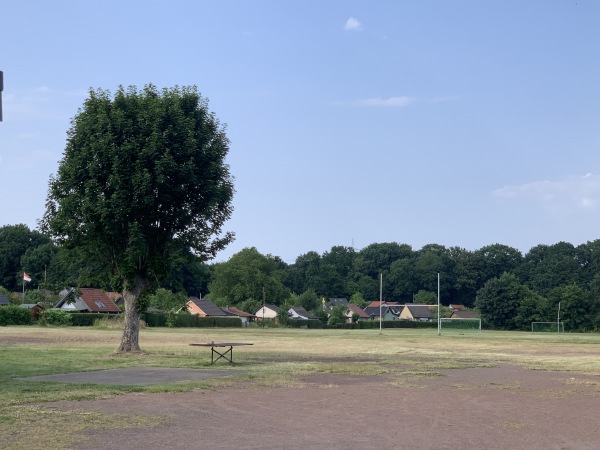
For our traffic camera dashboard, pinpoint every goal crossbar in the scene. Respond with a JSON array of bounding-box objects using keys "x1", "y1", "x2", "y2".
[
  {"x1": 440, "y1": 317, "x2": 482, "y2": 333},
  {"x1": 531, "y1": 321, "x2": 565, "y2": 333}
]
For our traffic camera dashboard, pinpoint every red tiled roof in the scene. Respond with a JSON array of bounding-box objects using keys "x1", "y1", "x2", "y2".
[
  {"x1": 79, "y1": 288, "x2": 121, "y2": 313},
  {"x1": 347, "y1": 303, "x2": 370, "y2": 318}
]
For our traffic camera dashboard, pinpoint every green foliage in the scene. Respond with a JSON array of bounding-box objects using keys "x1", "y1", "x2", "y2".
[
  {"x1": 312, "y1": 309, "x2": 328, "y2": 324},
  {"x1": 298, "y1": 289, "x2": 319, "y2": 311},
  {"x1": 238, "y1": 299, "x2": 261, "y2": 315},
  {"x1": 208, "y1": 248, "x2": 290, "y2": 306},
  {"x1": 327, "y1": 305, "x2": 346, "y2": 326},
  {"x1": 475, "y1": 273, "x2": 524, "y2": 330},
  {"x1": 349, "y1": 291, "x2": 367, "y2": 308},
  {"x1": 148, "y1": 288, "x2": 188, "y2": 312},
  {"x1": 413, "y1": 290, "x2": 437, "y2": 305},
  {"x1": 0, "y1": 305, "x2": 33, "y2": 325},
  {"x1": 40, "y1": 85, "x2": 234, "y2": 350},
  {"x1": 68, "y1": 313, "x2": 113, "y2": 326},
  {"x1": 548, "y1": 284, "x2": 593, "y2": 331},
  {"x1": 287, "y1": 318, "x2": 323, "y2": 328},
  {"x1": 276, "y1": 307, "x2": 290, "y2": 326},
  {"x1": 38, "y1": 309, "x2": 73, "y2": 327}
]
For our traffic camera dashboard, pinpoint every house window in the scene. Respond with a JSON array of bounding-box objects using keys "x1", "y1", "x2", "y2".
[{"x1": 95, "y1": 301, "x2": 106, "y2": 308}]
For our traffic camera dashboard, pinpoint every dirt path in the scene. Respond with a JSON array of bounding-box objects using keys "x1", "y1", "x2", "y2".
[{"x1": 51, "y1": 365, "x2": 600, "y2": 450}]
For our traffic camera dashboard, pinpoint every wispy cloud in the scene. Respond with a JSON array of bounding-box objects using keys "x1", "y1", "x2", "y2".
[
  {"x1": 493, "y1": 173, "x2": 600, "y2": 211},
  {"x1": 344, "y1": 17, "x2": 363, "y2": 32},
  {"x1": 357, "y1": 96, "x2": 414, "y2": 107}
]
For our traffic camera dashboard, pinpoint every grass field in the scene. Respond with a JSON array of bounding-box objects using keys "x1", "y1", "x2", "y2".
[{"x1": 2, "y1": 326, "x2": 600, "y2": 448}]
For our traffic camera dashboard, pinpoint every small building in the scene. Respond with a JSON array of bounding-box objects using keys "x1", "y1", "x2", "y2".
[
  {"x1": 344, "y1": 303, "x2": 370, "y2": 323},
  {"x1": 325, "y1": 298, "x2": 349, "y2": 312},
  {"x1": 255, "y1": 304, "x2": 279, "y2": 320},
  {"x1": 55, "y1": 288, "x2": 121, "y2": 314},
  {"x1": 184, "y1": 297, "x2": 230, "y2": 317},
  {"x1": 20, "y1": 303, "x2": 44, "y2": 320},
  {"x1": 222, "y1": 306, "x2": 256, "y2": 326},
  {"x1": 449, "y1": 304, "x2": 465, "y2": 311},
  {"x1": 0, "y1": 292, "x2": 10, "y2": 306},
  {"x1": 288, "y1": 306, "x2": 319, "y2": 320},
  {"x1": 450, "y1": 310, "x2": 478, "y2": 319},
  {"x1": 399, "y1": 304, "x2": 433, "y2": 321},
  {"x1": 364, "y1": 303, "x2": 402, "y2": 321}
]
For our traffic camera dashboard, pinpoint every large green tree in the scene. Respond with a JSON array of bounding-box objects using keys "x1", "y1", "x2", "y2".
[
  {"x1": 0, "y1": 224, "x2": 50, "y2": 290},
  {"x1": 41, "y1": 85, "x2": 234, "y2": 352},
  {"x1": 475, "y1": 272, "x2": 524, "y2": 330}
]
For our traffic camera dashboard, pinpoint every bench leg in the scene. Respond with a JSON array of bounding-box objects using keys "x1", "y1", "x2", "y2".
[{"x1": 211, "y1": 346, "x2": 234, "y2": 364}]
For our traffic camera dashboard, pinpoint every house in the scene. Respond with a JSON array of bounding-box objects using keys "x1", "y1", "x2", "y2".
[
  {"x1": 222, "y1": 306, "x2": 256, "y2": 326},
  {"x1": 55, "y1": 288, "x2": 121, "y2": 313},
  {"x1": 325, "y1": 298, "x2": 349, "y2": 312},
  {"x1": 184, "y1": 297, "x2": 230, "y2": 317},
  {"x1": 364, "y1": 303, "x2": 402, "y2": 321},
  {"x1": 107, "y1": 292, "x2": 124, "y2": 307},
  {"x1": 20, "y1": 303, "x2": 44, "y2": 320},
  {"x1": 450, "y1": 309, "x2": 478, "y2": 319},
  {"x1": 399, "y1": 304, "x2": 433, "y2": 321},
  {"x1": 288, "y1": 306, "x2": 319, "y2": 320},
  {"x1": 449, "y1": 304, "x2": 465, "y2": 311},
  {"x1": 0, "y1": 292, "x2": 10, "y2": 306},
  {"x1": 344, "y1": 303, "x2": 370, "y2": 323},
  {"x1": 255, "y1": 304, "x2": 279, "y2": 320}
]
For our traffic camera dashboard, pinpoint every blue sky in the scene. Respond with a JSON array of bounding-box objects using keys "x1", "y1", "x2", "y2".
[{"x1": 2, "y1": 1, "x2": 599, "y2": 263}]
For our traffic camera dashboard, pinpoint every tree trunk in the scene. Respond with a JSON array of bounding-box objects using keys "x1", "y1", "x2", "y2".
[{"x1": 116, "y1": 277, "x2": 149, "y2": 353}]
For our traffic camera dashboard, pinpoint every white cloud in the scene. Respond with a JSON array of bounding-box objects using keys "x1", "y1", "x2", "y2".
[
  {"x1": 344, "y1": 17, "x2": 363, "y2": 31},
  {"x1": 493, "y1": 173, "x2": 600, "y2": 211},
  {"x1": 357, "y1": 96, "x2": 413, "y2": 107}
]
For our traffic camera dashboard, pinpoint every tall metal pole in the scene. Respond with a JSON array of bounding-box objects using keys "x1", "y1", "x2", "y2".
[
  {"x1": 437, "y1": 273, "x2": 441, "y2": 336},
  {"x1": 379, "y1": 273, "x2": 383, "y2": 334},
  {"x1": 557, "y1": 301, "x2": 561, "y2": 333}
]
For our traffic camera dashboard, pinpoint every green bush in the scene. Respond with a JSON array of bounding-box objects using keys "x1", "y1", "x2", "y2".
[
  {"x1": 0, "y1": 305, "x2": 33, "y2": 326},
  {"x1": 287, "y1": 318, "x2": 323, "y2": 329},
  {"x1": 69, "y1": 313, "x2": 119, "y2": 326},
  {"x1": 39, "y1": 309, "x2": 72, "y2": 327}
]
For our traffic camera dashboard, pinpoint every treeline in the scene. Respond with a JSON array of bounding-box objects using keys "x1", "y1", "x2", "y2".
[{"x1": 3, "y1": 224, "x2": 600, "y2": 331}]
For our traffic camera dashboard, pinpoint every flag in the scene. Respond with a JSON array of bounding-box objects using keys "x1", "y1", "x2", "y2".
[{"x1": 23, "y1": 272, "x2": 31, "y2": 283}]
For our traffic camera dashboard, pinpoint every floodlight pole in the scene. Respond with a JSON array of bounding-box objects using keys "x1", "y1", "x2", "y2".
[
  {"x1": 437, "y1": 273, "x2": 441, "y2": 336},
  {"x1": 557, "y1": 302, "x2": 561, "y2": 333},
  {"x1": 379, "y1": 273, "x2": 383, "y2": 334}
]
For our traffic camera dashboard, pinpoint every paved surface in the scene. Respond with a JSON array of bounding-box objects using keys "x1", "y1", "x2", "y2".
[{"x1": 24, "y1": 367, "x2": 241, "y2": 385}]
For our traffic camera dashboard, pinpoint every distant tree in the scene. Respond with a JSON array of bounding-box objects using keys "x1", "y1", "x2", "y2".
[
  {"x1": 0, "y1": 224, "x2": 50, "y2": 290},
  {"x1": 276, "y1": 306, "x2": 289, "y2": 326},
  {"x1": 238, "y1": 299, "x2": 261, "y2": 315},
  {"x1": 208, "y1": 248, "x2": 289, "y2": 306},
  {"x1": 413, "y1": 290, "x2": 437, "y2": 305},
  {"x1": 148, "y1": 288, "x2": 188, "y2": 312},
  {"x1": 513, "y1": 288, "x2": 549, "y2": 330},
  {"x1": 40, "y1": 85, "x2": 234, "y2": 352},
  {"x1": 297, "y1": 289, "x2": 319, "y2": 311},
  {"x1": 327, "y1": 305, "x2": 346, "y2": 326},
  {"x1": 475, "y1": 273, "x2": 523, "y2": 330},
  {"x1": 548, "y1": 284, "x2": 593, "y2": 331},
  {"x1": 349, "y1": 291, "x2": 367, "y2": 308}
]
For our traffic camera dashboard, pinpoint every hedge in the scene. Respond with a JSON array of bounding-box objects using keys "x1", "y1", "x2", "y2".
[
  {"x1": 324, "y1": 320, "x2": 438, "y2": 330},
  {"x1": 287, "y1": 318, "x2": 323, "y2": 329},
  {"x1": 142, "y1": 312, "x2": 242, "y2": 328},
  {"x1": 0, "y1": 305, "x2": 33, "y2": 326},
  {"x1": 69, "y1": 313, "x2": 119, "y2": 326}
]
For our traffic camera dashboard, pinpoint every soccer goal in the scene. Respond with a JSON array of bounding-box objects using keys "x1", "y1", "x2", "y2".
[
  {"x1": 531, "y1": 322, "x2": 565, "y2": 333},
  {"x1": 440, "y1": 317, "x2": 482, "y2": 334}
]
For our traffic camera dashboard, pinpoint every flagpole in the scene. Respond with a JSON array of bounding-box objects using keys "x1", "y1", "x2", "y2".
[{"x1": 22, "y1": 276, "x2": 25, "y2": 305}]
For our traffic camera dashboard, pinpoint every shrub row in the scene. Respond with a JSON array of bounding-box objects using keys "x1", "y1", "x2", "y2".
[
  {"x1": 324, "y1": 320, "x2": 438, "y2": 330},
  {"x1": 0, "y1": 305, "x2": 33, "y2": 326},
  {"x1": 287, "y1": 318, "x2": 323, "y2": 329},
  {"x1": 142, "y1": 312, "x2": 242, "y2": 328}
]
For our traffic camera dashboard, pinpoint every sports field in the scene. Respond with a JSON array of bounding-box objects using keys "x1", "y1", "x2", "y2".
[{"x1": 1, "y1": 326, "x2": 600, "y2": 449}]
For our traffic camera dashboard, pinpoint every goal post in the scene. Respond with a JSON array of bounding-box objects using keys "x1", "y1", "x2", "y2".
[
  {"x1": 439, "y1": 317, "x2": 482, "y2": 334},
  {"x1": 531, "y1": 322, "x2": 565, "y2": 333}
]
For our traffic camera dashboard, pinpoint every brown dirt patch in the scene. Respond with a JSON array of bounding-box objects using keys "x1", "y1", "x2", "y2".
[{"x1": 45, "y1": 364, "x2": 600, "y2": 449}]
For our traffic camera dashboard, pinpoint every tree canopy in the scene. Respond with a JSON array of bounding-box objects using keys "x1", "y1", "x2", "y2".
[{"x1": 40, "y1": 85, "x2": 234, "y2": 351}]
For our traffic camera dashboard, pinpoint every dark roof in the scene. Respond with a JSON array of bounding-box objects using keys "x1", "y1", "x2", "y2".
[
  {"x1": 364, "y1": 303, "x2": 402, "y2": 318},
  {"x1": 289, "y1": 306, "x2": 319, "y2": 320},
  {"x1": 0, "y1": 292, "x2": 10, "y2": 305},
  {"x1": 327, "y1": 298, "x2": 349, "y2": 306},
  {"x1": 403, "y1": 304, "x2": 433, "y2": 319},
  {"x1": 451, "y1": 310, "x2": 478, "y2": 319},
  {"x1": 223, "y1": 306, "x2": 255, "y2": 318},
  {"x1": 263, "y1": 304, "x2": 280, "y2": 312},
  {"x1": 188, "y1": 297, "x2": 229, "y2": 316}
]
